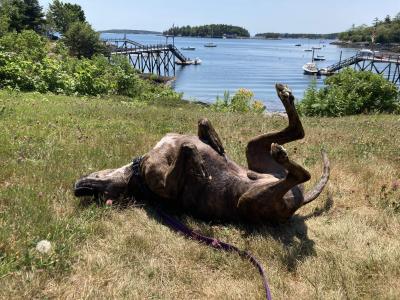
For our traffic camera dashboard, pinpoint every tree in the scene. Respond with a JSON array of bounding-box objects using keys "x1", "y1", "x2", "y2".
[
  {"x1": 0, "y1": 0, "x2": 11, "y2": 35},
  {"x1": 47, "y1": 0, "x2": 86, "y2": 34},
  {"x1": 0, "y1": 0, "x2": 44, "y2": 33},
  {"x1": 63, "y1": 21, "x2": 105, "y2": 58},
  {"x1": 22, "y1": 0, "x2": 45, "y2": 32},
  {"x1": 384, "y1": 15, "x2": 392, "y2": 24}
]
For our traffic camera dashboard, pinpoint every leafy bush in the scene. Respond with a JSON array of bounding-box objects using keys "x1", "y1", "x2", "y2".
[
  {"x1": 0, "y1": 30, "x2": 47, "y2": 60},
  {"x1": 212, "y1": 88, "x2": 266, "y2": 113},
  {"x1": 297, "y1": 69, "x2": 400, "y2": 117},
  {"x1": 0, "y1": 30, "x2": 182, "y2": 101}
]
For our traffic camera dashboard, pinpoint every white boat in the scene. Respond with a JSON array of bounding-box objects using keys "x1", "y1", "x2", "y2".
[
  {"x1": 302, "y1": 62, "x2": 319, "y2": 75},
  {"x1": 176, "y1": 57, "x2": 202, "y2": 66},
  {"x1": 314, "y1": 55, "x2": 325, "y2": 61},
  {"x1": 304, "y1": 49, "x2": 313, "y2": 52},
  {"x1": 181, "y1": 46, "x2": 196, "y2": 50},
  {"x1": 194, "y1": 58, "x2": 202, "y2": 65},
  {"x1": 204, "y1": 42, "x2": 217, "y2": 47}
]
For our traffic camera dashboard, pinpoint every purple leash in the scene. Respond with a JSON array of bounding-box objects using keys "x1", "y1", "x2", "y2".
[
  {"x1": 131, "y1": 156, "x2": 272, "y2": 299},
  {"x1": 154, "y1": 207, "x2": 273, "y2": 300}
]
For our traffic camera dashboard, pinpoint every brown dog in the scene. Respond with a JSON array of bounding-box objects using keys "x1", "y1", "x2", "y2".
[{"x1": 74, "y1": 84, "x2": 330, "y2": 223}]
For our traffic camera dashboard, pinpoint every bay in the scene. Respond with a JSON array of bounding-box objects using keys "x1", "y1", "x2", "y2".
[{"x1": 101, "y1": 33, "x2": 358, "y2": 111}]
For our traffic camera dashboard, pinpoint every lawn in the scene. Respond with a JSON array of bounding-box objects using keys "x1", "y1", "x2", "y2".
[{"x1": 0, "y1": 91, "x2": 399, "y2": 299}]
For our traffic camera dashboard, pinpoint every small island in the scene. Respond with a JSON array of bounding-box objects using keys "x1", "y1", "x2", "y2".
[
  {"x1": 255, "y1": 32, "x2": 339, "y2": 39},
  {"x1": 163, "y1": 24, "x2": 250, "y2": 38}
]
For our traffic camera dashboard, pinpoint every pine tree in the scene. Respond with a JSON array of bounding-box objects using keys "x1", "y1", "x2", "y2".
[
  {"x1": 47, "y1": 0, "x2": 86, "y2": 34},
  {"x1": 22, "y1": 0, "x2": 45, "y2": 32}
]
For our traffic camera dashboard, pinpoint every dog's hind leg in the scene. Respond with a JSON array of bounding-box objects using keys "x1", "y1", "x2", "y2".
[
  {"x1": 198, "y1": 118, "x2": 225, "y2": 156},
  {"x1": 238, "y1": 143, "x2": 311, "y2": 222},
  {"x1": 246, "y1": 84, "x2": 304, "y2": 174}
]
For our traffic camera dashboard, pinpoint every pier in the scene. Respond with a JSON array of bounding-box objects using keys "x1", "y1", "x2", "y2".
[
  {"x1": 103, "y1": 38, "x2": 191, "y2": 77},
  {"x1": 323, "y1": 51, "x2": 400, "y2": 85}
]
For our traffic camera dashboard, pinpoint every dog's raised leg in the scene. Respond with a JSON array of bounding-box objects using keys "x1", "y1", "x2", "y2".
[
  {"x1": 246, "y1": 84, "x2": 304, "y2": 174},
  {"x1": 198, "y1": 118, "x2": 225, "y2": 156},
  {"x1": 238, "y1": 143, "x2": 310, "y2": 222}
]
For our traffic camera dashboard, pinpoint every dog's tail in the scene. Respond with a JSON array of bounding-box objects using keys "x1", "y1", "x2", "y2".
[{"x1": 302, "y1": 150, "x2": 330, "y2": 206}]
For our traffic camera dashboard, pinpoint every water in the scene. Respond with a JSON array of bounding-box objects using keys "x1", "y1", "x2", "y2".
[{"x1": 101, "y1": 33, "x2": 358, "y2": 111}]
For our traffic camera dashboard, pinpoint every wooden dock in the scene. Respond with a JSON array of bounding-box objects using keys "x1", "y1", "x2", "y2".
[
  {"x1": 323, "y1": 51, "x2": 400, "y2": 85},
  {"x1": 103, "y1": 38, "x2": 191, "y2": 77}
]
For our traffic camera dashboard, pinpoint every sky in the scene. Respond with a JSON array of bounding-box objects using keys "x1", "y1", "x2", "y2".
[{"x1": 38, "y1": 0, "x2": 400, "y2": 35}]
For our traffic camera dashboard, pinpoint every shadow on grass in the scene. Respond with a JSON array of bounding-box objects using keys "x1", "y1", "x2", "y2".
[{"x1": 79, "y1": 192, "x2": 333, "y2": 273}]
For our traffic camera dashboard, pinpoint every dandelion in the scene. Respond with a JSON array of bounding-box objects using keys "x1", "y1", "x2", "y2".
[{"x1": 36, "y1": 240, "x2": 51, "y2": 254}]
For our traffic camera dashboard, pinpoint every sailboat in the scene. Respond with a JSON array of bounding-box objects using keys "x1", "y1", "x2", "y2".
[{"x1": 302, "y1": 49, "x2": 319, "y2": 75}]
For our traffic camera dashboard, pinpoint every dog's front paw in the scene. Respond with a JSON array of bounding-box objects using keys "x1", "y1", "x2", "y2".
[{"x1": 271, "y1": 143, "x2": 288, "y2": 164}]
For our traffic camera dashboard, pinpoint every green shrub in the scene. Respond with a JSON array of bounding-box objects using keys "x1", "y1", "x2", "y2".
[
  {"x1": 212, "y1": 88, "x2": 266, "y2": 113},
  {"x1": 0, "y1": 30, "x2": 182, "y2": 101},
  {"x1": 297, "y1": 69, "x2": 400, "y2": 117},
  {"x1": 0, "y1": 30, "x2": 47, "y2": 60}
]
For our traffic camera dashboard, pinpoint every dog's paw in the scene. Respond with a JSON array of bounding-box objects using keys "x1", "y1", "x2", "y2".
[
  {"x1": 271, "y1": 143, "x2": 288, "y2": 164},
  {"x1": 276, "y1": 83, "x2": 294, "y2": 106}
]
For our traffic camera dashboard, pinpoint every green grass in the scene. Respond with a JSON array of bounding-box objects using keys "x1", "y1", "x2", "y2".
[{"x1": 0, "y1": 90, "x2": 399, "y2": 299}]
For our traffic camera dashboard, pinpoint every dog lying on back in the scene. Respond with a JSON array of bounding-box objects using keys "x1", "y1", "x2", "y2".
[{"x1": 74, "y1": 84, "x2": 329, "y2": 223}]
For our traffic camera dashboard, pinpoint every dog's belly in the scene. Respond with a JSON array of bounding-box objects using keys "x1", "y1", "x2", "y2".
[{"x1": 142, "y1": 134, "x2": 252, "y2": 218}]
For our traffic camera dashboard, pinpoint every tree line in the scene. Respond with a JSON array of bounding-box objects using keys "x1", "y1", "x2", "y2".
[
  {"x1": 164, "y1": 24, "x2": 250, "y2": 38},
  {"x1": 255, "y1": 32, "x2": 339, "y2": 39},
  {"x1": 338, "y1": 13, "x2": 400, "y2": 44},
  {"x1": 0, "y1": 0, "x2": 105, "y2": 58}
]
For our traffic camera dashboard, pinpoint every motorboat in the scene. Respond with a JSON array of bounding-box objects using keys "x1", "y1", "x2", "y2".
[
  {"x1": 304, "y1": 49, "x2": 313, "y2": 52},
  {"x1": 204, "y1": 42, "x2": 217, "y2": 47},
  {"x1": 176, "y1": 57, "x2": 202, "y2": 66},
  {"x1": 295, "y1": 44, "x2": 302, "y2": 47},
  {"x1": 194, "y1": 58, "x2": 202, "y2": 65},
  {"x1": 181, "y1": 46, "x2": 196, "y2": 50},
  {"x1": 314, "y1": 55, "x2": 326, "y2": 61},
  {"x1": 302, "y1": 62, "x2": 319, "y2": 75}
]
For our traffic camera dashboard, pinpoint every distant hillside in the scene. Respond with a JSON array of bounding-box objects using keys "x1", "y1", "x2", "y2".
[
  {"x1": 255, "y1": 32, "x2": 339, "y2": 39},
  {"x1": 338, "y1": 13, "x2": 400, "y2": 44},
  {"x1": 164, "y1": 24, "x2": 250, "y2": 38},
  {"x1": 98, "y1": 29, "x2": 161, "y2": 35}
]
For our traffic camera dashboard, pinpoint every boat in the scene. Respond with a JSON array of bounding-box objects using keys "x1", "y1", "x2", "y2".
[
  {"x1": 312, "y1": 46, "x2": 322, "y2": 50},
  {"x1": 295, "y1": 44, "x2": 302, "y2": 47},
  {"x1": 175, "y1": 57, "x2": 202, "y2": 66},
  {"x1": 314, "y1": 55, "x2": 325, "y2": 61},
  {"x1": 176, "y1": 59, "x2": 194, "y2": 66},
  {"x1": 204, "y1": 42, "x2": 217, "y2": 47},
  {"x1": 181, "y1": 46, "x2": 196, "y2": 50},
  {"x1": 194, "y1": 58, "x2": 202, "y2": 65},
  {"x1": 302, "y1": 62, "x2": 319, "y2": 75},
  {"x1": 304, "y1": 49, "x2": 313, "y2": 52}
]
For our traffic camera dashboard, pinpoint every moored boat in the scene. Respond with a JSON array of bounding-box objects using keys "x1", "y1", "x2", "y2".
[
  {"x1": 194, "y1": 58, "x2": 202, "y2": 65},
  {"x1": 302, "y1": 62, "x2": 319, "y2": 75}
]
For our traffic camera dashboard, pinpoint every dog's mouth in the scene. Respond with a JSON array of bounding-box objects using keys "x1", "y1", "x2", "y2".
[{"x1": 74, "y1": 179, "x2": 102, "y2": 197}]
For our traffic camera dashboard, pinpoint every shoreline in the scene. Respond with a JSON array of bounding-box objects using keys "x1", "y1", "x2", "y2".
[{"x1": 330, "y1": 40, "x2": 400, "y2": 53}]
